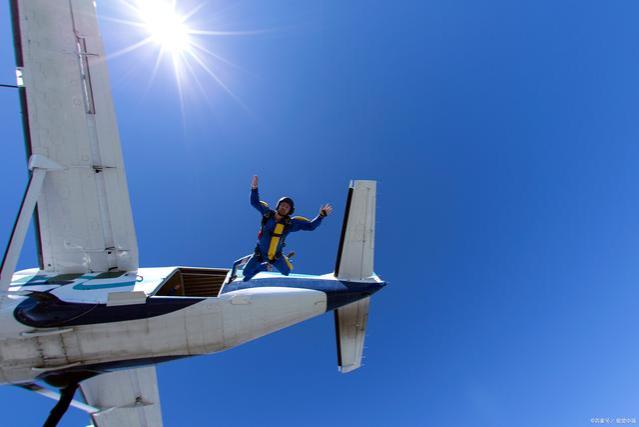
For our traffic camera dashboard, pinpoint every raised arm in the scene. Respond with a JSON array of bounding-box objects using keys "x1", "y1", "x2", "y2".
[
  {"x1": 289, "y1": 204, "x2": 333, "y2": 232},
  {"x1": 250, "y1": 175, "x2": 270, "y2": 215}
]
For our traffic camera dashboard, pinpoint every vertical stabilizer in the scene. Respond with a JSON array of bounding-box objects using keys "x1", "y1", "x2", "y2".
[
  {"x1": 333, "y1": 180, "x2": 378, "y2": 373},
  {"x1": 334, "y1": 180, "x2": 376, "y2": 281}
]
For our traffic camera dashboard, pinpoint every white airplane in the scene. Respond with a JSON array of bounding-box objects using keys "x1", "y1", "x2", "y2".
[{"x1": 1, "y1": 1, "x2": 386, "y2": 426}]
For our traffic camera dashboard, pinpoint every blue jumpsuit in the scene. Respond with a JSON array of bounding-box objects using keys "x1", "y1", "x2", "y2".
[{"x1": 242, "y1": 188, "x2": 324, "y2": 281}]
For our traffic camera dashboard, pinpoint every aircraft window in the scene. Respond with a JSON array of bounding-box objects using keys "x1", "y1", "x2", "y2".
[
  {"x1": 47, "y1": 273, "x2": 83, "y2": 282},
  {"x1": 45, "y1": 273, "x2": 84, "y2": 285},
  {"x1": 94, "y1": 271, "x2": 127, "y2": 280}
]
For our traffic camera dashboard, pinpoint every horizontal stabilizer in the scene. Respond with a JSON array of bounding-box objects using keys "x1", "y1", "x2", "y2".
[
  {"x1": 335, "y1": 297, "x2": 370, "y2": 373},
  {"x1": 334, "y1": 180, "x2": 376, "y2": 281}
]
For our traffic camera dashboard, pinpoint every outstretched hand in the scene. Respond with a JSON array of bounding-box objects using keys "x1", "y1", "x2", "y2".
[
  {"x1": 319, "y1": 203, "x2": 333, "y2": 217},
  {"x1": 251, "y1": 175, "x2": 258, "y2": 189}
]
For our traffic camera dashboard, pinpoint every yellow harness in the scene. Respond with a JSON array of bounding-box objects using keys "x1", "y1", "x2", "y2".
[{"x1": 267, "y1": 223, "x2": 285, "y2": 260}]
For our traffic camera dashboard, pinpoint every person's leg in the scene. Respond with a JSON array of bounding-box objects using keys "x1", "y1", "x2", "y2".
[
  {"x1": 242, "y1": 254, "x2": 266, "y2": 281},
  {"x1": 271, "y1": 256, "x2": 292, "y2": 276}
]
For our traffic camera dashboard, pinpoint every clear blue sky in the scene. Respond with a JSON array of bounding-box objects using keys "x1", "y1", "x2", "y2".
[{"x1": 1, "y1": 0, "x2": 639, "y2": 426}]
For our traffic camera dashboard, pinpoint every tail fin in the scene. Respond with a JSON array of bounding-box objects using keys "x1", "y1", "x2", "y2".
[
  {"x1": 334, "y1": 180, "x2": 376, "y2": 281},
  {"x1": 333, "y1": 180, "x2": 377, "y2": 373},
  {"x1": 335, "y1": 297, "x2": 370, "y2": 373}
]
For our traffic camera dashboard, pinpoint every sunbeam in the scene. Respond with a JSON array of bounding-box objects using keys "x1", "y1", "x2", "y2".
[{"x1": 102, "y1": 0, "x2": 263, "y2": 108}]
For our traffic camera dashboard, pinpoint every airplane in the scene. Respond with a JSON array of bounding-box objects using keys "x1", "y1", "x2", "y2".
[{"x1": 0, "y1": 1, "x2": 386, "y2": 426}]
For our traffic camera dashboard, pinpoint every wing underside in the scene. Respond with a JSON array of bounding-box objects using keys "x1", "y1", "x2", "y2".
[
  {"x1": 11, "y1": 0, "x2": 138, "y2": 274},
  {"x1": 80, "y1": 367, "x2": 163, "y2": 427}
]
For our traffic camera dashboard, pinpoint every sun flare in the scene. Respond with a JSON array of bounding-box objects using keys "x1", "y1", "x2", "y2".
[
  {"x1": 137, "y1": 1, "x2": 190, "y2": 53},
  {"x1": 102, "y1": 0, "x2": 263, "y2": 112}
]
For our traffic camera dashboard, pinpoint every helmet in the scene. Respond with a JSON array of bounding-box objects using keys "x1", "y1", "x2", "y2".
[{"x1": 276, "y1": 196, "x2": 295, "y2": 215}]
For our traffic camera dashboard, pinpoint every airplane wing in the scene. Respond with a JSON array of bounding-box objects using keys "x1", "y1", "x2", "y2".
[
  {"x1": 80, "y1": 366, "x2": 163, "y2": 427},
  {"x1": 10, "y1": 0, "x2": 138, "y2": 274}
]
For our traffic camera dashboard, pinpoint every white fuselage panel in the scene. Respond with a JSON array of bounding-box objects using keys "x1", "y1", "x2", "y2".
[{"x1": 0, "y1": 286, "x2": 326, "y2": 384}]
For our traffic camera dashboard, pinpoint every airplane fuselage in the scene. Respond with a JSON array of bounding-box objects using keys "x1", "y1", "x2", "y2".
[{"x1": 0, "y1": 267, "x2": 384, "y2": 385}]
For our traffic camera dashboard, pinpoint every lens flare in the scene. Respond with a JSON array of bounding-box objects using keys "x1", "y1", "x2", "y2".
[
  {"x1": 137, "y1": 1, "x2": 190, "y2": 53},
  {"x1": 101, "y1": 0, "x2": 268, "y2": 114}
]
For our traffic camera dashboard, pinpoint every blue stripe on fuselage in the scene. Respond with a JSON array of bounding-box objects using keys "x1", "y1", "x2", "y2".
[
  {"x1": 222, "y1": 276, "x2": 386, "y2": 311},
  {"x1": 14, "y1": 295, "x2": 203, "y2": 328}
]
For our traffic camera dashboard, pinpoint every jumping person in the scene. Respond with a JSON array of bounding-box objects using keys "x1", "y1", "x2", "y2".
[{"x1": 242, "y1": 175, "x2": 332, "y2": 281}]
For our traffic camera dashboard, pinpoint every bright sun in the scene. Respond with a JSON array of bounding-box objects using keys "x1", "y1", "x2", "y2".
[
  {"x1": 137, "y1": 1, "x2": 190, "y2": 53},
  {"x1": 105, "y1": 0, "x2": 259, "y2": 111}
]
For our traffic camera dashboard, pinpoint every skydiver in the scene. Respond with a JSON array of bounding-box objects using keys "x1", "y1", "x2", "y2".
[{"x1": 241, "y1": 175, "x2": 332, "y2": 281}]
